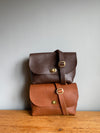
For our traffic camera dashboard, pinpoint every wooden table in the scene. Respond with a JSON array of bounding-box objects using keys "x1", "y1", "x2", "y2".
[{"x1": 0, "y1": 111, "x2": 100, "y2": 133}]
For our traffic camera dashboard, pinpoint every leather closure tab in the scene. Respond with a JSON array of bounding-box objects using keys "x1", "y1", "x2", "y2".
[
  {"x1": 55, "y1": 83, "x2": 68, "y2": 115},
  {"x1": 56, "y1": 50, "x2": 66, "y2": 84}
]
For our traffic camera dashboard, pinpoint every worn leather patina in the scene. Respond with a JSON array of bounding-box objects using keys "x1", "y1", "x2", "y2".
[
  {"x1": 29, "y1": 83, "x2": 79, "y2": 116},
  {"x1": 29, "y1": 50, "x2": 77, "y2": 84}
]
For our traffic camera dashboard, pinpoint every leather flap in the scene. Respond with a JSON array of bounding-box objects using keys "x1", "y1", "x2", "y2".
[
  {"x1": 29, "y1": 83, "x2": 78, "y2": 107},
  {"x1": 29, "y1": 51, "x2": 77, "y2": 75}
]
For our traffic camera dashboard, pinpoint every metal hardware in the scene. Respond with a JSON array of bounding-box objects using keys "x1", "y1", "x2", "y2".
[
  {"x1": 50, "y1": 68, "x2": 57, "y2": 73},
  {"x1": 56, "y1": 88, "x2": 64, "y2": 95},
  {"x1": 52, "y1": 100, "x2": 56, "y2": 104},
  {"x1": 58, "y1": 61, "x2": 66, "y2": 68}
]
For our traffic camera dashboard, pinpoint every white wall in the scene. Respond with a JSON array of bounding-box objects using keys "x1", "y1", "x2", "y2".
[{"x1": 0, "y1": 0, "x2": 100, "y2": 110}]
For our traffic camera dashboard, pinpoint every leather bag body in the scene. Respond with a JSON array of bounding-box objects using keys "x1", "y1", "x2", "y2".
[
  {"x1": 29, "y1": 83, "x2": 79, "y2": 116},
  {"x1": 29, "y1": 50, "x2": 77, "y2": 84}
]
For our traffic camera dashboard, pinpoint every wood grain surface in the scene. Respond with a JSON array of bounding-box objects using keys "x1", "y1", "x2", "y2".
[{"x1": 0, "y1": 111, "x2": 100, "y2": 133}]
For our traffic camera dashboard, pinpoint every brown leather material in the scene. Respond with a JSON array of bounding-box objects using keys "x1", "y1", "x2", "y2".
[
  {"x1": 55, "y1": 83, "x2": 68, "y2": 115},
  {"x1": 29, "y1": 49, "x2": 77, "y2": 84},
  {"x1": 57, "y1": 92, "x2": 68, "y2": 115},
  {"x1": 29, "y1": 83, "x2": 79, "y2": 116},
  {"x1": 56, "y1": 50, "x2": 66, "y2": 84}
]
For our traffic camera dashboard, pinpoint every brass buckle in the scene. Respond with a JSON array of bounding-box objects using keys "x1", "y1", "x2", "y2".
[
  {"x1": 56, "y1": 88, "x2": 64, "y2": 95},
  {"x1": 58, "y1": 61, "x2": 66, "y2": 68}
]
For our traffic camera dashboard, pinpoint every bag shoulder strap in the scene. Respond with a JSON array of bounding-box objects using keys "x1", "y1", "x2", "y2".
[
  {"x1": 55, "y1": 83, "x2": 68, "y2": 115},
  {"x1": 55, "y1": 50, "x2": 66, "y2": 84}
]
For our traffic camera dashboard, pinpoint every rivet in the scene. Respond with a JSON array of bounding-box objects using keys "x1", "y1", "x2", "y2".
[
  {"x1": 50, "y1": 68, "x2": 57, "y2": 73},
  {"x1": 52, "y1": 100, "x2": 56, "y2": 104}
]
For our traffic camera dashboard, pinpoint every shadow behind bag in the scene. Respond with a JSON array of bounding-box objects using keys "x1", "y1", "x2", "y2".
[{"x1": 29, "y1": 50, "x2": 77, "y2": 84}]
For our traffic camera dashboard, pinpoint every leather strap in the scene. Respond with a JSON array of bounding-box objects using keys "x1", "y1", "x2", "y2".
[
  {"x1": 55, "y1": 50, "x2": 66, "y2": 84},
  {"x1": 55, "y1": 83, "x2": 68, "y2": 115}
]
